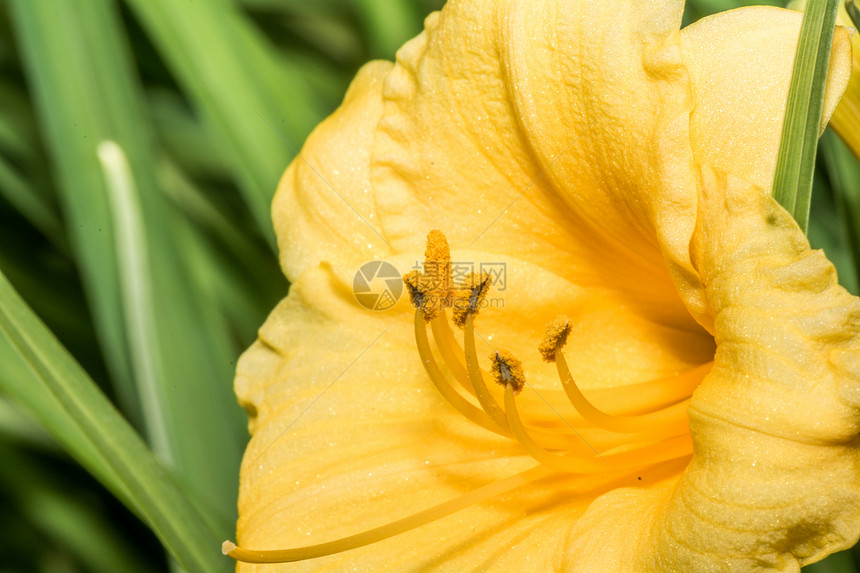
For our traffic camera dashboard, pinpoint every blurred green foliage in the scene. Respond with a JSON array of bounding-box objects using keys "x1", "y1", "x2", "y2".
[{"x1": 0, "y1": 0, "x2": 856, "y2": 571}]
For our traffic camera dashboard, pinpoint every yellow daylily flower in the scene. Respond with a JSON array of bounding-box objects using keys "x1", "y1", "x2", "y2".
[{"x1": 225, "y1": 1, "x2": 860, "y2": 570}]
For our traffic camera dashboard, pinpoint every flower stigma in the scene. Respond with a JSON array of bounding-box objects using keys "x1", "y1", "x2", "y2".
[{"x1": 223, "y1": 230, "x2": 708, "y2": 564}]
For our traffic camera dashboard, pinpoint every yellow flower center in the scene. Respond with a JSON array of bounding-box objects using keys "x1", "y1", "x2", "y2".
[
  {"x1": 223, "y1": 230, "x2": 710, "y2": 564},
  {"x1": 408, "y1": 231, "x2": 700, "y2": 477}
]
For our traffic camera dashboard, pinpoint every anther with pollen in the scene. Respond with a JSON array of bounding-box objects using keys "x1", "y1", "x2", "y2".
[
  {"x1": 452, "y1": 272, "x2": 492, "y2": 328},
  {"x1": 538, "y1": 315, "x2": 571, "y2": 362},
  {"x1": 403, "y1": 270, "x2": 430, "y2": 315},
  {"x1": 490, "y1": 350, "x2": 525, "y2": 394}
]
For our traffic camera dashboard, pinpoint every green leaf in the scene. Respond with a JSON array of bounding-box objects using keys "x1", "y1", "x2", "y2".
[
  {"x1": 124, "y1": 0, "x2": 325, "y2": 246},
  {"x1": 97, "y1": 141, "x2": 171, "y2": 459},
  {"x1": 802, "y1": 548, "x2": 856, "y2": 572},
  {"x1": 820, "y1": 130, "x2": 860, "y2": 293},
  {"x1": 12, "y1": 0, "x2": 245, "y2": 540},
  {"x1": 772, "y1": 0, "x2": 840, "y2": 233},
  {"x1": 0, "y1": 153, "x2": 63, "y2": 245},
  {"x1": 354, "y1": 0, "x2": 422, "y2": 59},
  {"x1": 0, "y1": 443, "x2": 152, "y2": 573},
  {"x1": 0, "y1": 269, "x2": 227, "y2": 573}
]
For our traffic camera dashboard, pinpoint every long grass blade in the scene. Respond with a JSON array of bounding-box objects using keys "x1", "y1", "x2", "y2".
[
  {"x1": 0, "y1": 269, "x2": 227, "y2": 573},
  {"x1": 12, "y1": 0, "x2": 246, "y2": 540},
  {"x1": 355, "y1": 0, "x2": 422, "y2": 58},
  {"x1": 772, "y1": 0, "x2": 840, "y2": 232},
  {"x1": 98, "y1": 141, "x2": 171, "y2": 461},
  {"x1": 125, "y1": 0, "x2": 324, "y2": 246}
]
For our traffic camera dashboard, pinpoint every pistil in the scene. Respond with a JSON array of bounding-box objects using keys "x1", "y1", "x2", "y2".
[{"x1": 223, "y1": 465, "x2": 553, "y2": 563}]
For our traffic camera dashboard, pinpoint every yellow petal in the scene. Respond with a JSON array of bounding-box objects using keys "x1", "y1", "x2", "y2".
[
  {"x1": 830, "y1": 55, "x2": 860, "y2": 158},
  {"x1": 270, "y1": 0, "x2": 715, "y2": 384},
  {"x1": 658, "y1": 170, "x2": 860, "y2": 570},
  {"x1": 830, "y1": 2, "x2": 860, "y2": 158},
  {"x1": 370, "y1": 0, "x2": 702, "y2": 332},
  {"x1": 680, "y1": 7, "x2": 852, "y2": 193},
  {"x1": 272, "y1": 61, "x2": 394, "y2": 281}
]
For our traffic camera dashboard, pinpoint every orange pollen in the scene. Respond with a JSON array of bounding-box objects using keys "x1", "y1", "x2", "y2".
[
  {"x1": 452, "y1": 272, "x2": 492, "y2": 328},
  {"x1": 538, "y1": 315, "x2": 571, "y2": 362},
  {"x1": 490, "y1": 349, "x2": 526, "y2": 393}
]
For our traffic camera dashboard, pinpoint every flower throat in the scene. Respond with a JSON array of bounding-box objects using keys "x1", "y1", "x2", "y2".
[{"x1": 223, "y1": 230, "x2": 703, "y2": 564}]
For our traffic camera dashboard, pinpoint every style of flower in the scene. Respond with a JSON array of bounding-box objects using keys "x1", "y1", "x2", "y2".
[{"x1": 224, "y1": 0, "x2": 860, "y2": 570}]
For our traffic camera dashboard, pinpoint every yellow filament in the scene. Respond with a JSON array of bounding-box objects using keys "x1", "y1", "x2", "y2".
[
  {"x1": 419, "y1": 312, "x2": 607, "y2": 450},
  {"x1": 429, "y1": 314, "x2": 473, "y2": 395},
  {"x1": 556, "y1": 352, "x2": 691, "y2": 434},
  {"x1": 430, "y1": 313, "x2": 501, "y2": 396},
  {"x1": 504, "y1": 384, "x2": 694, "y2": 473},
  {"x1": 414, "y1": 310, "x2": 504, "y2": 436},
  {"x1": 223, "y1": 465, "x2": 553, "y2": 563},
  {"x1": 500, "y1": 363, "x2": 710, "y2": 421},
  {"x1": 583, "y1": 363, "x2": 711, "y2": 415},
  {"x1": 464, "y1": 314, "x2": 511, "y2": 432}
]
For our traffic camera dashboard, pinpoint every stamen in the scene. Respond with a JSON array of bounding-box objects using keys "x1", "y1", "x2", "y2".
[
  {"x1": 403, "y1": 268, "x2": 425, "y2": 304},
  {"x1": 463, "y1": 314, "x2": 511, "y2": 432},
  {"x1": 503, "y1": 384, "x2": 693, "y2": 473},
  {"x1": 404, "y1": 270, "x2": 445, "y2": 321},
  {"x1": 429, "y1": 314, "x2": 472, "y2": 395},
  {"x1": 405, "y1": 230, "x2": 456, "y2": 320},
  {"x1": 490, "y1": 349, "x2": 526, "y2": 394},
  {"x1": 581, "y1": 363, "x2": 711, "y2": 415},
  {"x1": 452, "y1": 272, "x2": 492, "y2": 328},
  {"x1": 223, "y1": 465, "x2": 553, "y2": 563},
  {"x1": 423, "y1": 311, "x2": 591, "y2": 451},
  {"x1": 538, "y1": 315, "x2": 571, "y2": 362},
  {"x1": 231, "y1": 227, "x2": 709, "y2": 565},
  {"x1": 556, "y1": 352, "x2": 689, "y2": 435},
  {"x1": 413, "y1": 309, "x2": 505, "y2": 436}
]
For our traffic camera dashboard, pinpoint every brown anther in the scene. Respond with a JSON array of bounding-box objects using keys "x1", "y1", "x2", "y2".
[
  {"x1": 490, "y1": 349, "x2": 525, "y2": 394},
  {"x1": 452, "y1": 272, "x2": 492, "y2": 328},
  {"x1": 403, "y1": 270, "x2": 442, "y2": 320},
  {"x1": 538, "y1": 315, "x2": 571, "y2": 363},
  {"x1": 403, "y1": 271, "x2": 425, "y2": 308}
]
